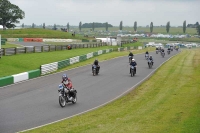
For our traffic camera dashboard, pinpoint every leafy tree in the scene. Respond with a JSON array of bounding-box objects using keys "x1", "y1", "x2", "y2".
[
  {"x1": 0, "y1": 0, "x2": 25, "y2": 29},
  {"x1": 134, "y1": 21, "x2": 137, "y2": 32},
  {"x1": 106, "y1": 22, "x2": 108, "y2": 31},
  {"x1": 82, "y1": 22, "x2": 113, "y2": 28},
  {"x1": 166, "y1": 21, "x2": 170, "y2": 33},
  {"x1": 196, "y1": 25, "x2": 200, "y2": 35},
  {"x1": 150, "y1": 22, "x2": 153, "y2": 33},
  {"x1": 79, "y1": 21, "x2": 82, "y2": 31},
  {"x1": 53, "y1": 24, "x2": 57, "y2": 30},
  {"x1": 43, "y1": 23, "x2": 45, "y2": 29},
  {"x1": 92, "y1": 22, "x2": 94, "y2": 31},
  {"x1": 67, "y1": 22, "x2": 69, "y2": 31},
  {"x1": 195, "y1": 22, "x2": 199, "y2": 26},
  {"x1": 32, "y1": 23, "x2": 35, "y2": 28},
  {"x1": 119, "y1": 21, "x2": 123, "y2": 30},
  {"x1": 183, "y1": 20, "x2": 186, "y2": 33},
  {"x1": 22, "y1": 23, "x2": 24, "y2": 28}
]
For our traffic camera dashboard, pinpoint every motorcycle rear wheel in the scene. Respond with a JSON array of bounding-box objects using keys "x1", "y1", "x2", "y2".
[{"x1": 72, "y1": 95, "x2": 77, "y2": 104}]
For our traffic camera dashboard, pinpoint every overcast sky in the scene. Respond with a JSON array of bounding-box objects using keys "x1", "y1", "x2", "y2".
[{"x1": 9, "y1": 0, "x2": 200, "y2": 26}]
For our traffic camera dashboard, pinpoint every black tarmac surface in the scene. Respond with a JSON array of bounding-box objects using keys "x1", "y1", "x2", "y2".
[{"x1": 0, "y1": 49, "x2": 180, "y2": 133}]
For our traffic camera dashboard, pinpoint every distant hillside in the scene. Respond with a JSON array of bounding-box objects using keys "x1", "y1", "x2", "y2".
[{"x1": 82, "y1": 23, "x2": 113, "y2": 28}]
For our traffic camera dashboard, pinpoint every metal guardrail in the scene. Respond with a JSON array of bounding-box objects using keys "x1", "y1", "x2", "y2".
[{"x1": 1, "y1": 41, "x2": 132, "y2": 56}]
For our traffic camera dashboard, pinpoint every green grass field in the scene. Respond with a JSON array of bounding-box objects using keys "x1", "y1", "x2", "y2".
[
  {"x1": 0, "y1": 28, "x2": 87, "y2": 39},
  {"x1": 0, "y1": 42, "x2": 144, "y2": 77},
  {"x1": 23, "y1": 48, "x2": 200, "y2": 133}
]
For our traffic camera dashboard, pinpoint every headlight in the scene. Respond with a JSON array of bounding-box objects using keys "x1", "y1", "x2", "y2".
[{"x1": 58, "y1": 84, "x2": 63, "y2": 90}]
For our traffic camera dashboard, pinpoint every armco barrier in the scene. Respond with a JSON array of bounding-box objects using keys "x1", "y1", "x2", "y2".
[
  {"x1": 24, "y1": 38, "x2": 43, "y2": 42},
  {"x1": 7, "y1": 38, "x2": 19, "y2": 42},
  {"x1": 43, "y1": 39, "x2": 74, "y2": 42},
  {"x1": 28, "y1": 69, "x2": 41, "y2": 79},
  {"x1": 79, "y1": 55, "x2": 87, "y2": 62},
  {"x1": 98, "y1": 50, "x2": 103, "y2": 55},
  {"x1": 12, "y1": 72, "x2": 28, "y2": 83},
  {"x1": 87, "y1": 52, "x2": 93, "y2": 59},
  {"x1": 0, "y1": 76, "x2": 14, "y2": 87},
  {"x1": 70, "y1": 56, "x2": 80, "y2": 64},
  {"x1": 93, "y1": 51, "x2": 98, "y2": 56},
  {"x1": 19, "y1": 38, "x2": 24, "y2": 42},
  {"x1": 41, "y1": 62, "x2": 58, "y2": 75},
  {"x1": 58, "y1": 59, "x2": 70, "y2": 69}
]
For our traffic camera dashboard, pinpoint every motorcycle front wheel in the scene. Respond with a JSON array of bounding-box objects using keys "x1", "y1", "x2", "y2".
[{"x1": 59, "y1": 96, "x2": 66, "y2": 107}]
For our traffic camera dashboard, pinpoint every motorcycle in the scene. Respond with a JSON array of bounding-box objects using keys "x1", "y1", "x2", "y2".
[
  {"x1": 167, "y1": 50, "x2": 170, "y2": 55},
  {"x1": 58, "y1": 83, "x2": 77, "y2": 107},
  {"x1": 92, "y1": 65, "x2": 99, "y2": 76},
  {"x1": 145, "y1": 54, "x2": 149, "y2": 60},
  {"x1": 148, "y1": 59, "x2": 153, "y2": 68},
  {"x1": 130, "y1": 66, "x2": 136, "y2": 77},
  {"x1": 129, "y1": 56, "x2": 133, "y2": 63},
  {"x1": 161, "y1": 51, "x2": 165, "y2": 58}
]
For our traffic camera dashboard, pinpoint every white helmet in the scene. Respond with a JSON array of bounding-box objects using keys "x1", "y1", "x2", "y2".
[{"x1": 132, "y1": 59, "x2": 135, "y2": 61}]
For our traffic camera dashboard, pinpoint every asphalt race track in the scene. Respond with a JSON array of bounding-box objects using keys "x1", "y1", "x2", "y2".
[{"x1": 0, "y1": 49, "x2": 180, "y2": 133}]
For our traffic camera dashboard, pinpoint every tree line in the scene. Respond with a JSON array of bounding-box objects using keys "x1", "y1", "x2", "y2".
[{"x1": 0, "y1": 0, "x2": 200, "y2": 35}]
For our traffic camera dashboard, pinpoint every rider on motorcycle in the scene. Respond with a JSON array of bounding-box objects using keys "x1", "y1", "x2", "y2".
[
  {"x1": 156, "y1": 47, "x2": 159, "y2": 50},
  {"x1": 130, "y1": 59, "x2": 137, "y2": 74},
  {"x1": 148, "y1": 55, "x2": 154, "y2": 65},
  {"x1": 161, "y1": 49, "x2": 165, "y2": 53},
  {"x1": 167, "y1": 47, "x2": 171, "y2": 51},
  {"x1": 61, "y1": 74, "x2": 73, "y2": 89},
  {"x1": 92, "y1": 59, "x2": 100, "y2": 72},
  {"x1": 128, "y1": 51, "x2": 134, "y2": 61},
  {"x1": 145, "y1": 51, "x2": 149, "y2": 58},
  {"x1": 129, "y1": 51, "x2": 134, "y2": 57}
]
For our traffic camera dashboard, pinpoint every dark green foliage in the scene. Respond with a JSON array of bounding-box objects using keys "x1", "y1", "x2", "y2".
[
  {"x1": 67, "y1": 22, "x2": 69, "y2": 31},
  {"x1": 82, "y1": 22, "x2": 113, "y2": 28},
  {"x1": 134, "y1": 21, "x2": 137, "y2": 32},
  {"x1": 0, "y1": 0, "x2": 25, "y2": 29},
  {"x1": 53, "y1": 24, "x2": 57, "y2": 30},
  {"x1": 106, "y1": 22, "x2": 108, "y2": 31},
  {"x1": 166, "y1": 21, "x2": 170, "y2": 33},
  {"x1": 79, "y1": 21, "x2": 82, "y2": 31},
  {"x1": 183, "y1": 20, "x2": 186, "y2": 33},
  {"x1": 92, "y1": 22, "x2": 94, "y2": 31},
  {"x1": 119, "y1": 21, "x2": 123, "y2": 30},
  {"x1": 150, "y1": 22, "x2": 153, "y2": 33},
  {"x1": 196, "y1": 25, "x2": 200, "y2": 35},
  {"x1": 32, "y1": 23, "x2": 35, "y2": 28},
  {"x1": 43, "y1": 23, "x2": 45, "y2": 29}
]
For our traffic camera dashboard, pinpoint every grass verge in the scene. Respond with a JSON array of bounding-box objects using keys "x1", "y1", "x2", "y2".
[{"x1": 24, "y1": 49, "x2": 200, "y2": 133}]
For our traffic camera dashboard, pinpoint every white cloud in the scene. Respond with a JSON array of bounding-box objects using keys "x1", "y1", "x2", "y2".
[{"x1": 9, "y1": 0, "x2": 200, "y2": 26}]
